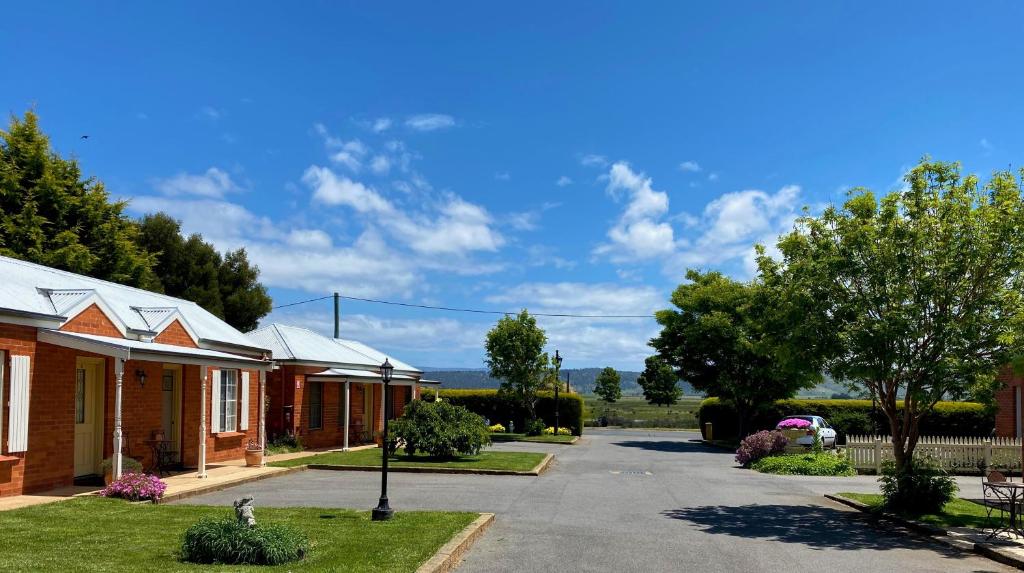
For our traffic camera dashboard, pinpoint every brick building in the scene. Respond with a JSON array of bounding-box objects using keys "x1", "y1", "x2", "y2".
[
  {"x1": 995, "y1": 368, "x2": 1023, "y2": 438},
  {"x1": 247, "y1": 324, "x2": 435, "y2": 450},
  {"x1": 0, "y1": 255, "x2": 272, "y2": 497}
]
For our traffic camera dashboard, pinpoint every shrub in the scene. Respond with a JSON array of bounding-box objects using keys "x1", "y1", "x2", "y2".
[
  {"x1": 488, "y1": 423, "x2": 506, "y2": 433},
  {"x1": 699, "y1": 397, "x2": 992, "y2": 440},
  {"x1": 99, "y1": 456, "x2": 143, "y2": 474},
  {"x1": 735, "y1": 430, "x2": 788, "y2": 466},
  {"x1": 422, "y1": 389, "x2": 585, "y2": 436},
  {"x1": 180, "y1": 517, "x2": 308, "y2": 566},
  {"x1": 267, "y1": 431, "x2": 303, "y2": 453},
  {"x1": 828, "y1": 410, "x2": 874, "y2": 443},
  {"x1": 100, "y1": 472, "x2": 167, "y2": 502},
  {"x1": 524, "y1": 419, "x2": 545, "y2": 436},
  {"x1": 391, "y1": 400, "x2": 490, "y2": 458},
  {"x1": 542, "y1": 426, "x2": 572, "y2": 435},
  {"x1": 879, "y1": 457, "x2": 958, "y2": 514},
  {"x1": 751, "y1": 452, "x2": 856, "y2": 476}
]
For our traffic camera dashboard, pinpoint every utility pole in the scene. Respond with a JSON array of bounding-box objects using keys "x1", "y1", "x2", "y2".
[
  {"x1": 334, "y1": 292, "x2": 340, "y2": 338},
  {"x1": 553, "y1": 350, "x2": 562, "y2": 436}
]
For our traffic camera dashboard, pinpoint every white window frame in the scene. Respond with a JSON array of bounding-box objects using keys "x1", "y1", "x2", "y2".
[
  {"x1": 219, "y1": 369, "x2": 238, "y2": 433},
  {"x1": 0, "y1": 351, "x2": 5, "y2": 454}
]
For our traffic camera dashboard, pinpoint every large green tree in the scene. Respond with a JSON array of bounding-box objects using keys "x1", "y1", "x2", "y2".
[
  {"x1": 484, "y1": 310, "x2": 549, "y2": 420},
  {"x1": 0, "y1": 110, "x2": 158, "y2": 288},
  {"x1": 138, "y1": 213, "x2": 271, "y2": 331},
  {"x1": 594, "y1": 367, "x2": 622, "y2": 403},
  {"x1": 761, "y1": 160, "x2": 1024, "y2": 471},
  {"x1": 652, "y1": 270, "x2": 822, "y2": 435},
  {"x1": 636, "y1": 356, "x2": 682, "y2": 407}
]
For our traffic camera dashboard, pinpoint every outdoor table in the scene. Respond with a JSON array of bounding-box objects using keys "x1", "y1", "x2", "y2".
[
  {"x1": 142, "y1": 439, "x2": 174, "y2": 476},
  {"x1": 986, "y1": 482, "x2": 1024, "y2": 538}
]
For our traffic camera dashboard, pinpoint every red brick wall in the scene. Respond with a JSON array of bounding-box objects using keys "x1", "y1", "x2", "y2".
[
  {"x1": 153, "y1": 320, "x2": 198, "y2": 348},
  {"x1": 59, "y1": 304, "x2": 122, "y2": 337},
  {"x1": 0, "y1": 324, "x2": 39, "y2": 497},
  {"x1": 180, "y1": 365, "x2": 262, "y2": 465},
  {"x1": 995, "y1": 367, "x2": 1019, "y2": 437}
]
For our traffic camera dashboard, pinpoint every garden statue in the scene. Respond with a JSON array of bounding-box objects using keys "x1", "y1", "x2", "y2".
[{"x1": 234, "y1": 496, "x2": 257, "y2": 528}]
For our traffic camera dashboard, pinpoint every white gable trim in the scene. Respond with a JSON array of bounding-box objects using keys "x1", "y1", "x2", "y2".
[
  {"x1": 151, "y1": 311, "x2": 201, "y2": 346},
  {"x1": 53, "y1": 291, "x2": 129, "y2": 337}
]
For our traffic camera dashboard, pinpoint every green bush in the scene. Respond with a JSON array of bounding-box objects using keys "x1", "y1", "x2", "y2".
[
  {"x1": 422, "y1": 389, "x2": 585, "y2": 436},
  {"x1": 99, "y1": 456, "x2": 143, "y2": 474},
  {"x1": 390, "y1": 400, "x2": 490, "y2": 458},
  {"x1": 751, "y1": 452, "x2": 856, "y2": 476},
  {"x1": 879, "y1": 457, "x2": 958, "y2": 514},
  {"x1": 698, "y1": 397, "x2": 992, "y2": 440},
  {"x1": 524, "y1": 419, "x2": 545, "y2": 436},
  {"x1": 828, "y1": 410, "x2": 874, "y2": 443},
  {"x1": 180, "y1": 517, "x2": 308, "y2": 565}
]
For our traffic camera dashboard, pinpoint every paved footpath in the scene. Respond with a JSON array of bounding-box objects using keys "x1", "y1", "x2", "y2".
[{"x1": 181, "y1": 429, "x2": 1012, "y2": 572}]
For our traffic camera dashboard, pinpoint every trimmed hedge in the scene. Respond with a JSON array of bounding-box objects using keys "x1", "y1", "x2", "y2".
[
  {"x1": 422, "y1": 389, "x2": 584, "y2": 436},
  {"x1": 698, "y1": 397, "x2": 993, "y2": 441}
]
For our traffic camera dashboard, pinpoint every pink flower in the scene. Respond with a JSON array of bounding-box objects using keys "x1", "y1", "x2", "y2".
[
  {"x1": 776, "y1": 418, "x2": 813, "y2": 429},
  {"x1": 100, "y1": 472, "x2": 167, "y2": 502}
]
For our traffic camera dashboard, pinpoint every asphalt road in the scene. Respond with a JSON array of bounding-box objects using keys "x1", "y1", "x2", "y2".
[{"x1": 180, "y1": 429, "x2": 1011, "y2": 572}]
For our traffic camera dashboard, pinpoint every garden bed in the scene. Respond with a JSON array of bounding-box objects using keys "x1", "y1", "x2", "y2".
[
  {"x1": 751, "y1": 452, "x2": 856, "y2": 476},
  {"x1": 269, "y1": 448, "x2": 549, "y2": 473},
  {"x1": 490, "y1": 432, "x2": 577, "y2": 444},
  {"x1": 836, "y1": 492, "x2": 990, "y2": 529},
  {"x1": 0, "y1": 496, "x2": 477, "y2": 572}
]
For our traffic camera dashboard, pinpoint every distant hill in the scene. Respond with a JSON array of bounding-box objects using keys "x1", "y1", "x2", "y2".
[{"x1": 422, "y1": 368, "x2": 859, "y2": 399}]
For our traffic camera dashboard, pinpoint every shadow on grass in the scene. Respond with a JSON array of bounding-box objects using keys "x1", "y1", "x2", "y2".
[
  {"x1": 661, "y1": 504, "x2": 969, "y2": 556},
  {"x1": 611, "y1": 440, "x2": 732, "y2": 454}
]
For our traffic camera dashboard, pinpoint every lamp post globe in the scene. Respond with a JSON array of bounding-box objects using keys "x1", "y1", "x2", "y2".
[{"x1": 372, "y1": 358, "x2": 395, "y2": 521}]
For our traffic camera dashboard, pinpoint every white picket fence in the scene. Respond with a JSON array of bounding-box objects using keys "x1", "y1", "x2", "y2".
[{"x1": 845, "y1": 435, "x2": 1022, "y2": 474}]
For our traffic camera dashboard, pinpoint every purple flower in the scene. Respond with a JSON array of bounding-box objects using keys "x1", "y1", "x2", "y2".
[
  {"x1": 735, "y1": 430, "x2": 789, "y2": 466},
  {"x1": 100, "y1": 472, "x2": 167, "y2": 502},
  {"x1": 776, "y1": 418, "x2": 812, "y2": 429}
]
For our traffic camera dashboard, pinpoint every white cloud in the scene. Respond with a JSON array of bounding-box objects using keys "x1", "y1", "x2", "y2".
[
  {"x1": 304, "y1": 166, "x2": 393, "y2": 213},
  {"x1": 980, "y1": 138, "x2": 994, "y2": 152},
  {"x1": 286, "y1": 229, "x2": 333, "y2": 250},
  {"x1": 708, "y1": 172, "x2": 720, "y2": 182},
  {"x1": 556, "y1": 176, "x2": 573, "y2": 187},
  {"x1": 153, "y1": 167, "x2": 241, "y2": 199},
  {"x1": 372, "y1": 117, "x2": 392, "y2": 133},
  {"x1": 580, "y1": 154, "x2": 608, "y2": 167},
  {"x1": 679, "y1": 160, "x2": 702, "y2": 173},
  {"x1": 391, "y1": 195, "x2": 505, "y2": 255},
  {"x1": 494, "y1": 172, "x2": 511, "y2": 181},
  {"x1": 199, "y1": 106, "x2": 222, "y2": 120},
  {"x1": 405, "y1": 114, "x2": 456, "y2": 131},
  {"x1": 593, "y1": 162, "x2": 676, "y2": 261},
  {"x1": 369, "y1": 155, "x2": 391, "y2": 175}
]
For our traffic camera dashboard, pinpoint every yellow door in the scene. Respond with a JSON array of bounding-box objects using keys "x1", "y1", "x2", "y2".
[{"x1": 73, "y1": 359, "x2": 104, "y2": 476}]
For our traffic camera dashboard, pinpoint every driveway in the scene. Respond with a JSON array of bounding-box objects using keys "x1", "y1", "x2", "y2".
[{"x1": 180, "y1": 429, "x2": 1011, "y2": 572}]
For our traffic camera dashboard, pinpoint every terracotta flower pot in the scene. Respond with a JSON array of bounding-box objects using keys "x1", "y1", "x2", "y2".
[
  {"x1": 104, "y1": 468, "x2": 113, "y2": 486},
  {"x1": 244, "y1": 449, "x2": 263, "y2": 467}
]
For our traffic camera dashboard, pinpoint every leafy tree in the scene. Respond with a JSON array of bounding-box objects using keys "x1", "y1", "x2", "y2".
[
  {"x1": 760, "y1": 159, "x2": 1024, "y2": 472},
  {"x1": 594, "y1": 367, "x2": 622, "y2": 403},
  {"x1": 138, "y1": 213, "x2": 271, "y2": 331},
  {"x1": 651, "y1": 270, "x2": 822, "y2": 435},
  {"x1": 484, "y1": 310, "x2": 549, "y2": 420},
  {"x1": 636, "y1": 356, "x2": 682, "y2": 407},
  {"x1": 0, "y1": 110, "x2": 158, "y2": 288}
]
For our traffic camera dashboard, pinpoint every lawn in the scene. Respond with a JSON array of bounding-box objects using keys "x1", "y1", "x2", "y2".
[
  {"x1": 490, "y1": 432, "x2": 576, "y2": 444},
  {"x1": 0, "y1": 496, "x2": 477, "y2": 572},
  {"x1": 838, "y1": 492, "x2": 991, "y2": 529},
  {"x1": 270, "y1": 447, "x2": 547, "y2": 472},
  {"x1": 584, "y1": 395, "x2": 702, "y2": 429}
]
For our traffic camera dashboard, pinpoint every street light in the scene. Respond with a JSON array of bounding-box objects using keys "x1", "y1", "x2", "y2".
[
  {"x1": 372, "y1": 358, "x2": 395, "y2": 521},
  {"x1": 553, "y1": 350, "x2": 562, "y2": 436}
]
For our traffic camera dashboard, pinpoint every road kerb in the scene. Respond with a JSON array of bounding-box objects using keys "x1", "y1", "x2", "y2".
[{"x1": 416, "y1": 512, "x2": 495, "y2": 573}]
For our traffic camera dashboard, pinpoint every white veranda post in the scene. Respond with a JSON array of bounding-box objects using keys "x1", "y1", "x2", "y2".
[
  {"x1": 343, "y1": 380, "x2": 351, "y2": 451},
  {"x1": 259, "y1": 369, "x2": 267, "y2": 466},
  {"x1": 198, "y1": 365, "x2": 208, "y2": 478},
  {"x1": 112, "y1": 358, "x2": 125, "y2": 480}
]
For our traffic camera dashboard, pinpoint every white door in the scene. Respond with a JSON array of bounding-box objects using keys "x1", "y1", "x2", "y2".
[
  {"x1": 161, "y1": 368, "x2": 181, "y2": 462},
  {"x1": 73, "y1": 363, "x2": 102, "y2": 476}
]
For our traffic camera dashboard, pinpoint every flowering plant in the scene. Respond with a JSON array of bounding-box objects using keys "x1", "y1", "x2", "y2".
[
  {"x1": 541, "y1": 426, "x2": 572, "y2": 436},
  {"x1": 488, "y1": 423, "x2": 506, "y2": 433},
  {"x1": 100, "y1": 472, "x2": 167, "y2": 502},
  {"x1": 777, "y1": 418, "x2": 812, "y2": 430},
  {"x1": 735, "y1": 430, "x2": 788, "y2": 466}
]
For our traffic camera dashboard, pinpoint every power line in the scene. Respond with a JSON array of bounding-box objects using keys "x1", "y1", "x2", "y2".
[{"x1": 272, "y1": 293, "x2": 653, "y2": 319}]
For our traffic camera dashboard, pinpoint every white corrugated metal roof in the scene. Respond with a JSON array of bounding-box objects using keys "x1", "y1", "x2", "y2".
[
  {"x1": 247, "y1": 323, "x2": 421, "y2": 374},
  {"x1": 308, "y1": 367, "x2": 417, "y2": 381},
  {"x1": 38, "y1": 330, "x2": 272, "y2": 369},
  {"x1": 0, "y1": 255, "x2": 264, "y2": 352}
]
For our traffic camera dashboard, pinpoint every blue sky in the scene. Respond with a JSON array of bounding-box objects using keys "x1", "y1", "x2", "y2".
[{"x1": 3, "y1": 2, "x2": 1023, "y2": 370}]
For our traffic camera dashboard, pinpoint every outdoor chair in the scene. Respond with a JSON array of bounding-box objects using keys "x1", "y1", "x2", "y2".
[{"x1": 983, "y1": 469, "x2": 1016, "y2": 538}]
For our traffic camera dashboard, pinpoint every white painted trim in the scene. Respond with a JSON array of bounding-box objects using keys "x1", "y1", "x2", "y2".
[
  {"x1": 0, "y1": 315, "x2": 63, "y2": 329},
  {"x1": 198, "y1": 365, "x2": 208, "y2": 478},
  {"x1": 240, "y1": 371, "x2": 250, "y2": 431},
  {"x1": 7, "y1": 355, "x2": 30, "y2": 453},
  {"x1": 258, "y1": 370, "x2": 266, "y2": 466},
  {"x1": 37, "y1": 329, "x2": 272, "y2": 370},
  {"x1": 112, "y1": 358, "x2": 125, "y2": 479},
  {"x1": 0, "y1": 351, "x2": 4, "y2": 455},
  {"x1": 60, "y1": 292, "x2": 130, "y2": 337},
  {"x1": 343, "y1": 381, "x2": 350, "y2": 451},
  {"x1": 210, "y1": 369, "x2": 222, "y2": 434},
  {"x1": 150, "y1": 310, "x2": 201, "y2": 347}
]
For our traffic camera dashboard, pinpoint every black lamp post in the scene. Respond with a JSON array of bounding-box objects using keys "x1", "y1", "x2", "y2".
[
  {"x1": 372, "y1": 358, "x2": 395, "y2": 521},
  {"x1": 553, "y1": 350, "x2": 562, "y2": 436}
]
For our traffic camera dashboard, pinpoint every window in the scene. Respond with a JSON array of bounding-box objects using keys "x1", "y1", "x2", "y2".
[
  {"x1": 219, "y1": 370, "x2": 238, "y2": 433},
  {"x1": 309, "y1": 382, "x2": 323, "y2": 430},
  {"x1": 339, "y1": 383, "x2": 347, "y2": 428},
  {"x1": 75, "y1": 369, "x2": 86, "y2": 424}
]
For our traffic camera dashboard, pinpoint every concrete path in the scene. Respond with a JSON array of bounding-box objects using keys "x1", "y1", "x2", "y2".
[{"x1": 179, "y1": 429, "x2": 1013, "y2": 572}]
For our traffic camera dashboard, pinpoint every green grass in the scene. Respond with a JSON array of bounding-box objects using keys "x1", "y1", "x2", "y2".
[
  {"x1": 490, "y1": 432, "x2": 576, "y2": 443},
  {"x1": 270, "y1": 447, "x2": 547, "y2": 472},
  {"x1": 0, "y1": 496, "x2": 476, "y2": 572},
  {"x1": 265, "y1": 443, "x2": 304, "y2": 456},
  {"x1": 751, "y1": 452, "x2": 856, "y2": 476},
  {"x1": 838, "y1": 492, "x2": 991, "y2": 529},
  {"x1": 584, "y1": 395, "x2": 702, "y2": 429}
]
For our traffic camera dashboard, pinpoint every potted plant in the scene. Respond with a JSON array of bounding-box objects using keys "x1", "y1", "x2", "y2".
[
  {"x1": 244, "y1": 439, "x2": 263, "y2": 467},
  {"x1": 99, "y1": 456, "x2": 143, "y2": 485}
]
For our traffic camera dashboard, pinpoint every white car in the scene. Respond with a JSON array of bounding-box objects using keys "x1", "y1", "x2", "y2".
[{"x1": 775, "y1": 415, "x2": 838, "y2": 449}]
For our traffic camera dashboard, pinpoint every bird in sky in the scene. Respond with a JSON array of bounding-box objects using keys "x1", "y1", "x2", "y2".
[{"x1": 80, "y1": 135, "x2": 89, "y2": 139}]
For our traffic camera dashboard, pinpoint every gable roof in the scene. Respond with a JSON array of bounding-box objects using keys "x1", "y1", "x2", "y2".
[
  {"x1": 0, "y1": 255, "x2": 265, "y2": 352},
  {"x1": 247, "y1": 323, "x2": 421, "y2": 375}
]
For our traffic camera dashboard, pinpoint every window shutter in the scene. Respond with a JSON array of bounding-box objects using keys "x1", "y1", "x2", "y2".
[
  {"x1": 8, "y1": 355, "x2": 31, "y2": 453},
  {"x1": 240, "y1": 371, "x2": 250, "y2": 431},
  {"x1": 0, "y1": 352, "x2": 5, "y2": 453},
  {"x1": 210, "y1": 369, "x2": 221, "y2": 433}
]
